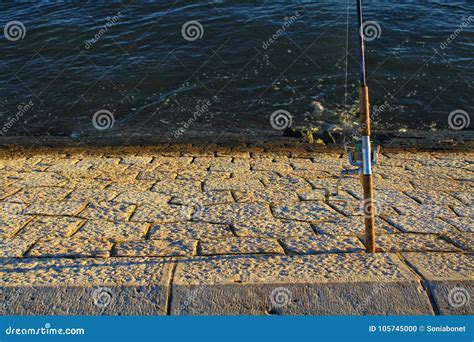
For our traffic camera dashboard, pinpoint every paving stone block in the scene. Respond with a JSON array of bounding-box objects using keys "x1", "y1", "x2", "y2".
[
  {"x1": 233, "y1": 188, "x2": 299, "y2": 204},
  {"x1": 444, "y1": 216, "x2": 473, "y2": 232},
  {"x1": 23, "y1": 201, "x2": 87, "y2": 216},
  {"x1": 66, "y1": 188, "x2": 119, "y2": 203},
  {"x1": 263, "y1": 176, "x2": 312, "y2": 193},
  {"x1": 106, "y1": 180, "x2": 154, "y2": 192},
  {"x1": 199, "y1": 203, "x2": 273, "y2": 224},
  {"x1": 17, "y1": 216, "x2": 84, "y2": 240},
  {"x1": 441, "y1": 231, "x2": 474, "y2": 252},
  {"x1": 176, "y1": 170, "x2": 230, "y2": 181},
  {"x1": 151, "y1": 180, "x2": 201, "y2": 195},
  {"x1": 404, "y1": 190, "x2": 461, "y2": 206},
  {"x1": 74, "y1": 220, "x2": 148, "y2": 241},
  {"x1": 385, "y1": 215, "x2": 457, "y2": 234},
  {"x1": 14, "y1": 172, "x2": 66, "y2": 187},
  {"x1": 233, "y1": 219, "x2": 314, "y2": 239},
  {"x1": 452, "y1": 204, "x2": 473, "y2": 218},
  {"x1": 0, "y1": 238, "x2": 35, "y2": 257},
  {"x1": 313, "y1": 217, "x2": 399, "y2": 236},
  {"x1": 131, "y1": 203, "x2": 192, "y2": 223},
  {"x1": 0, "y1": 202, "x2": 28, "y2": 215},
  {"x1": 172, "y1": 254, "x2": 433, "y2": 315},
  {"x1": 328, "y1": 200, "x2": 398, "y2": 217},
  {"x1": 0, "y1": 257, "x2": 172, "y2": 315},
  {"x1": 27, "y1": 237, "x2": 113, "y2": 258},
  {"x1": 81, "y1": 202, "x2": 136, "y2": 221},
  {"x1": 204, "y1": 178, "x2": 264, "y2": 191},
  {"x1": 170, "y1": 191, "x2": 233, "y2": 206},
  {"x1": 136, "y1": 169, "x2": 176, "y2": 181},
  {"x1": 120, "y1": 156, "x2": 153, "y2": 165},
  {"x1": 0, "y1": 186, "x2": 20, "y2": 200},
  {"x1": 114, "y1": 239, "x2": 194, "y2": 257},
  {"x1": 149, "y1": 222, "x2": 233, "y2": 240},
  {"x1": 281, "y1": 235, "x2": 364, "y2": 254},
  {"x1": 272, "y1": 201, "x2": 341, "y2": 222},
  {"x1": 0, "y1": 214, "x2": 32, "y2": 238},
  {"x1": 370, "y1": 233, "x2": 461, "y2": 252},
  {"x1": 199, "y1": 237, "x2": 284, "y2": 256},
  {"x1": 452, "y1": 191, "x2": 473, "y2": 205},
  {"x1": 113, "y1": 190, "x2": 170, "y2": 205}
]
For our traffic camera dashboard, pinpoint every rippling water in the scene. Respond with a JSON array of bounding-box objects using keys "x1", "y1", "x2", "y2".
[{"x1": 0, "y1": 1, "x2": 472, "y2": 140}]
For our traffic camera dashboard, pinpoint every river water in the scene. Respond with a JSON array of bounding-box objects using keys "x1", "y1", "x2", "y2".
[{"x1": 0, "y1": 1, "x2": 472, "y2": 141}]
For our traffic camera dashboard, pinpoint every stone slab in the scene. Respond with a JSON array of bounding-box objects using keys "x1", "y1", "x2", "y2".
[
  {"x1": 233, "y1": 219, "x2": 314, "y2": 239},
  {"x1": 171, "y1": 254, "x2": 434, "y2": 315},
  {"x1": 371, "y1": 233, "x2": 461, "y2": 252},
  {"x1": 80, "y1": 202, "x2": 136, "y2": 221},
  {"x1": 313, "y1": 217, "x2": 399, "y2": 236},
  {"x1": 131, "y1": 203, "x2": 193, "y2": 223},
  {"x1": 385, "y1": 215, "x2": 458, "y2": 234},
  {"x1": 199, "y1": 203, "x2": 273, "y2": 224},
  {"x1": 281, "y1": 235, "x2": 365, "y2": 254},
  {"x1": 0, "y1": 257, "x2": 173, "y2": 315},
  {"x1": 0, "y1": 214, "x2": 32, "y2": 238},
  {"x1": 27, "y1": 237, "x2": 113, "y2": 258},
  {"x1": 114, "y1": 239, "x2": 194, "y2": 257},
  {"x1": 23, "y1": 201, "x2": 87, "y2": 216},
  {"x1": 199, "y1": 237, "x2": 284, "y2": 256},
  {"x1": 441, "y1": 231, "x2": 474, "y2": 252},
  {"x1": 149, "y1": 222, "x2": 233, "y2": 240},
  {"x1": 272, "y1": 202, "x2": 341, "y2": 222},
  {"x1": 17, "y1": 216, "x2": 84, "y2": 240},
  {"x1": 74, "y1": 220, "x2": 149, "y2": 241}
]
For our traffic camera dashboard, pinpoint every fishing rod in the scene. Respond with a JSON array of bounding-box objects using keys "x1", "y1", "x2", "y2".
[{"x1": 356, "y1": 0, "x2": 376, "y2": 253}]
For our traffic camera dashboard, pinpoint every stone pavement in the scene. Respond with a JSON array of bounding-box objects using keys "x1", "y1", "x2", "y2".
[{"x1": 0, "y1": 143, "x2": 472, "y2": 315}]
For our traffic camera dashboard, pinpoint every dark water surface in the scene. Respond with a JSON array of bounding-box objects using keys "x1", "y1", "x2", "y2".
[{"x1": 0, "y1": 1, "x2": 472, "y2": 141}]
